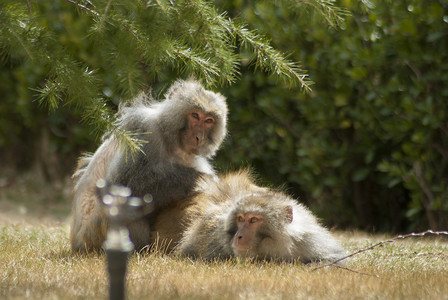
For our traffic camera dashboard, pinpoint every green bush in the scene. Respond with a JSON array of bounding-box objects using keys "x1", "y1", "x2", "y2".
[
  {"x1": 1, "y1": 0, "x2": 446, "y2": 231},
  {"x1": 216, "y1": 0, "x2": 448, "y2": 231}
]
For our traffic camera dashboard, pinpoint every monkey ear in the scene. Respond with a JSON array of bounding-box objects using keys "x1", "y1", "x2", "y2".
[{"x1": 285, "y1": 206, "x2": 293, "y2": 223}]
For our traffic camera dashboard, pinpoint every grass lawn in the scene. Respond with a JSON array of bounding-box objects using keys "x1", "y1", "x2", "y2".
[{"x1": 1, "y1": 171, "x2": 447, "y2": 299}]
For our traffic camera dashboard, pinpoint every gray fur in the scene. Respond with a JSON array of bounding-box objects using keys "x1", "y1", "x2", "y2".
[{"x1": 70, "y1": 79, "x2": 228, "y2": 252}]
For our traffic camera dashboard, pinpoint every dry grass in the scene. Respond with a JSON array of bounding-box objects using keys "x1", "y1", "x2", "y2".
[{"x1": 1, "y1": 171, "x2": 447, "y2": 299}]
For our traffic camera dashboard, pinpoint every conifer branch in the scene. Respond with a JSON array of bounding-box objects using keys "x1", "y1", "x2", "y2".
[
  {"x1": 168, "y1": 45, "x2": 220, "y2": 85},
  {"x1": 225, "y1": 23, "x2": 313, "y2": 92},
  {"x1": 34, "y1": 81, "x2": 64, "y2": 111},
  {"x1": 298, "y1": 0, "x2": 350, "y2": 28},
  {"x1": 120, "y1": 131, "x2": 149, "y2": 162},
  {"x1": 0, "y1": 0, "x2": 350, "y2": 153},
  {"x1": 97, "y1": 0, "x2": 113, "y2": 32},
  {"x1": 63, "y1": 0, "x2": 99, "y2": 16},
  {"x1": 3, "y1": 22, "x2": 35, "y2": 60},
  {"x1": 0, "y1": 4, "x2": 35, "y2": 61},
  {"x1": 80, "y1": 98, "x2": 118, "y2": 140}
]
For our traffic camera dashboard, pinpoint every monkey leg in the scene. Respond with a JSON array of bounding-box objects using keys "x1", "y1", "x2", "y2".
[
  {"x1": 70, "y1": 189, "x2": 108, "y2": 252},
  {"x1": 127, "y1": 218, "x2": 152, "y2": 251},
  {"x1": 71, "y1": 203, "x2": 152, "y2": 252}
]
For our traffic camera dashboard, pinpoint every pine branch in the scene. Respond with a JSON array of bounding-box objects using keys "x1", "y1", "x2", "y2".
[
  {"x1": 120, "y1": 131, "x2": 149, "y2": 162},
  {"x1": 98, "y1": 0, "x2": 113, "y2": 31},
  {"x1": 80, "y1": 97, "x2": 118, "y2": 141},
  {"x1": 33, "y1": 81, "x2": 64, "y2": 112},
  {"x1": 227, "y1": 23, "x2": 314, "y2": 92},
  {"x1": 1, "y1": 0, "x2": 351, "y2": 154},
  {"x1": 2, "y1": 22, "x2": 34, "y2": 60},
  {"x1": 101, "y1": 127, "x2": 149, "y2": 162},
  {"x1": 60, "y1": 0, "x2": 313, "y2": 91},
  {"x1": 299, "y1": 0, "x2": 350, "y2": 28},
  {"x1": 167, "y1": 45, "x2": 221, "y2": 85},
  {"x1": 275, "y1": 0, "x2": 350, "y2": 28},
  {"x1": 179, "y1": 2, "x2": 240, "y2": 84},
  {"x1": 0, "y1": 3, "x2": 38, "y2": 61},
  {"x1": 63, "y1": 0, "x2": 99, "y2": 16}
]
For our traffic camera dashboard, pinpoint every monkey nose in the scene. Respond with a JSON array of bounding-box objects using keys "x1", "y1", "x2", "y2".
[{"x1": 195, "y1": 135, "x2": 203, "y2": 146}]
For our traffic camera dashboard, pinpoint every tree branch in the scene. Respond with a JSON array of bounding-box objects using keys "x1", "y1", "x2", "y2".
[
  {"x1": 63, "y1": 0, "x2": 99, "y2": 16},
  {"x1": 312, "y1": 230, "x2": 448, "y2": 271}
]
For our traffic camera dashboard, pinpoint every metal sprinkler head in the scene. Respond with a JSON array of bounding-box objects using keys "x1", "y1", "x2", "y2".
[{"x1": 97, "y1": 179, "x2": 154, "y2": 300}]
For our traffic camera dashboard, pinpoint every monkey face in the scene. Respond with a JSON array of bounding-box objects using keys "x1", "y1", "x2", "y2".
[
  {"x1": 181, "y1": 109, "x2": 216, "y2": 155},
  {"x1": 230, "y1": 212, "x2": 266, "y2": 257},
  {"x1": 227, "y1": 195, "x2": 295, "y2": 259}
]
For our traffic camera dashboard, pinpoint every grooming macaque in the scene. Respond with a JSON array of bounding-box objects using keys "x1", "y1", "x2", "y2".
[
  {"x1": 70, "y1": 79, "x2": 228, "y2": 252},
  {"x1": 153, "y1": 170, "x2": 346, "y2": 263}
]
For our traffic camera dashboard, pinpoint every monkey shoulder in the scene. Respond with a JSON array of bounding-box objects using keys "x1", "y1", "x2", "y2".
[
  {"x1": 178, "y1": 209, "x2": 232, "y2": 260},
  {"x1": 114, "y1": 98, "x2": 164, "y2": 145},
  {"x1": 73, "y1": 137, "x2": 121, "y2": 196}
]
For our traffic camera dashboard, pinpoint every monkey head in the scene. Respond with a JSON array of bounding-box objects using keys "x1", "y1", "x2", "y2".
[
  {"x1": 225, "y1": 193, "x2": 296, "y2": 260},
  {"x1": 159, "y1": 79, "x2": 228, "y2": 157},
  {"x1": 172, "y1": 170, "x2": 346, "y2": 263}
]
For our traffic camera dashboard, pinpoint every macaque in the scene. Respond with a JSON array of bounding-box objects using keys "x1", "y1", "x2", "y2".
[
  {"x1": 70, "y1": 79, "x2": 228, "y2": 252},
  {"x1": 153, "y1": 170, "x2": 346, "y2": 263}
]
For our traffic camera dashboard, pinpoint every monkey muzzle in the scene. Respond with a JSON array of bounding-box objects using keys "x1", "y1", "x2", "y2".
[{"x1": 232, "y1": 235, "x2": 253, "y2": 256}]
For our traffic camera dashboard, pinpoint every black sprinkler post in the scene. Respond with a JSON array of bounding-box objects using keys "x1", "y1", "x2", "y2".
[
  {"x1": 98, "y1": 180, "x2": 153, "y2": 300},
  {"x1": 104, "y1": 238, "x2": 132, "y2": 300}
]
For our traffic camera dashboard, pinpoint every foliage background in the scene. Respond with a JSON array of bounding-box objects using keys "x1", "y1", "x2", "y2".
[{"x1": 1, "y1": 0, "x2": 447, "y2": 232}]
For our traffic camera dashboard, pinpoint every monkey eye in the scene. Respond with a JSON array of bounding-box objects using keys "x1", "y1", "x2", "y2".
[
  {"x1": 249, "y1": 217, "x2": 259, "y2": 224},
  {"x1": 205, "y1": 117, "x2": 215, "y2": 124},
  {"x1": 237, "y1": 216, "x2": 245, "y2": 223},
  {"x1": 191, "y1": 112, "x2": 200, "y2": 120}
]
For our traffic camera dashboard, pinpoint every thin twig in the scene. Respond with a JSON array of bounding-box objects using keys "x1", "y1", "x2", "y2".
[
  {"x1": 312, "y1": 230, "x2": 448, "y2": 271},
  {"x1": 404, "y1": 60, "x2": 422, "y2": 81},
  {"x1": 4, "y1": 23, "x2": 34, "y2": 60},
  {"x1": 63, "y1": 0, "x2": 99, "y2": 16},
  {"x1": 333, "y1": 265, "x2": 379, "y2": 277}
]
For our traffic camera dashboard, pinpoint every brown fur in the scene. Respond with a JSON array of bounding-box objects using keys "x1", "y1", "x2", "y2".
[{"x1": 153, "y1": 170, "x2": 346, "y2": 263}]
